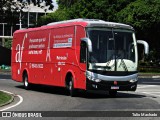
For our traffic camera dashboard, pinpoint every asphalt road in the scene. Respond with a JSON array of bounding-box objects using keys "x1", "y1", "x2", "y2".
[{"x1": 0, "y1": 74, "x2": 160, "y2": 120}]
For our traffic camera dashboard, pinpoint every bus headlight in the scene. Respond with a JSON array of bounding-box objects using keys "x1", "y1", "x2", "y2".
[
  {"x1": 129, "y1": 78, "x2": 137, "y2": 83},
  {"x1": 87, "y1": 76, "x2": 101, "y2": 83},
  {"x1": 95, "y1": 79, "x2": 101, "y2": 82}
]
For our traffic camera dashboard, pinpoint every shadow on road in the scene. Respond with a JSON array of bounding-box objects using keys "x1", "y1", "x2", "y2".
[
  {"x1": 15, "y1": 84, "x2": 146, "y2": 99},
  {"x1": 138, "y1": 78, "x2": 160, "y2": 85}
]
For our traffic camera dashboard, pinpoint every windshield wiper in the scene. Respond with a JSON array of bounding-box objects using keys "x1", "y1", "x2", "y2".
[
  {"x1": 94, "y1": 65, "x2": 111, "y2": 69},
  {"x1": 119, "y1": 59, "x2": 128, "y2": 72}
]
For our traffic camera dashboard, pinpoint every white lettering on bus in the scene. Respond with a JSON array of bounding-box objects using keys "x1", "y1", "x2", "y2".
[
  {"x1": 29, "y1": 44, "x2": 45, "y2": 49},
  {"x1": 28, "y1": 38, "x2": 46, "y2": 49},
  {"x1": 31, "y1": 64, "x2": 43, "y2": 69},
  {"x1": 56, "y1": 56, "x2": 67, "y2": 60},
  {"x1": 46, "y1": 33, "x2": 51, "y2": 62},
  {"x1": 53, "y1": 34, "x2": 73, "y2": 48},
  {"x1": 54, "y1": 34, "x2": 73, "y2": 39},
  {"x1": 58, "y1": 62, "x2": 65, "y2": 66},
  {"x1": 15, "y1": 33, "x2": 27, "y2": 74},
  {"x1": 29, "y1": 38, "x2": 46, "y2": 43},
  {"x1": 28, "y1": 50, "x2": 42, "y2": 55}
]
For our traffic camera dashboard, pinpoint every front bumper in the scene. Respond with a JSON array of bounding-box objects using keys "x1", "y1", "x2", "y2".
[
  {"x1": 86, "y1": 71, "x2": 138, "y2": 91},
  {"x1": 86, "y1": 79, "x2": 137, "y2": 91}
]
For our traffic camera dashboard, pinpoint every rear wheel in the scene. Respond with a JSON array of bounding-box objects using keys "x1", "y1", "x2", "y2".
[
  {"x1": 68, "y1": 77, "x2": 76, "y2": 97},
  {"x1": 23, "y1": 73, "x2": 30, "y2": 90},
  {"x1": 109, "y1": 91, "x2": 117, "y2": 97}
]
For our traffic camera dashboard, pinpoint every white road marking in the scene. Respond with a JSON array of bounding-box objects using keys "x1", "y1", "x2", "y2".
[
  {"x1": 0, "y1": 90, "x2": 14, "y2": 95},
  {"x1": 143, "y1": 92, "x2": 160, "y2": 93},
  {"x1": 137, "y1": 85, "x2": 158, "y2": 89},
  {"x1": 0, "y1": 90, "x2": 23, "y2": 111},
  {"x1": 137, "y1": 84, "x2": 160, "y2": 97}
]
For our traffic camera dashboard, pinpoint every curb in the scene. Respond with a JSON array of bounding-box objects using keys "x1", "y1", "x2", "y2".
[
  {"x1": 138, "y1": 73, "x2": 160, "y2": 78},
  {"x1": 0, "y1": 91, "x2": 14, "y2": 107},
  {"x1": 0, "y1": 71, "x2": 11, "y2": 75}
]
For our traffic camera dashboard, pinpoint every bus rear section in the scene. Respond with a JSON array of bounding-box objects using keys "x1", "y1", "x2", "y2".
[
  {"x1": 12, "y1": 21, "x2": 87, "y2": 95},
  {"x1": 12, "y1": 19, "x2": 149, "y2": 97}
]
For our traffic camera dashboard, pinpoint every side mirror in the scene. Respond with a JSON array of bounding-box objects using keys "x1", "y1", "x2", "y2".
[
  {"x1": 137, "y1": 40, "x2": 149, "y2": 55},
  {"x1": 81, "y1": 38, "x2": 92, "y2": 52}
]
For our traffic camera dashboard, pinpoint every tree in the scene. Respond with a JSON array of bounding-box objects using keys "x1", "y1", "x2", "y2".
[
  {"x1": 59, "y1": 0, "x2": 136, "y2": 21},
  {"x1": 0, "y1": 0, "x2": 55, "y2": 23},
  {"x1": 17, "y1": 0, "x2": 54, "y2": 10},
  {"x1": 116, "y1": 0, "x2": 160, "y2": 49},
  {"x1": 0, "y1": 0, "x2": 14, "y2": 23},
  {"x1": 4, "y1": 38, "x2": 12, "y2": 49},
  {"x1": 57, "y1": 0, "x2": 78, "y2": 7},
  {"x1": 0, "y1": 0, "x2": 13, "y2": 12},
  {"x1": 37, "y1": 8, "x2": 70, "y2": 26},
  {"x1": 0, "y1": 0, "x2": 56, "y2": 49},
  {"x1": 37, "y1": 0, "x2": 138, "y2": 26},
  {"x1": 37, "y1": 0, "x2": 160, "y2": 59}
]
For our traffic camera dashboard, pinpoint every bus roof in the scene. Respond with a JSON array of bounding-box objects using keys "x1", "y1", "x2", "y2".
[
  {"x1": 47, "y1": 18, "x2": 133, "y2": 30},
  {"x1": 14, "y1": 19, "x2": 134, "y2": 34}
]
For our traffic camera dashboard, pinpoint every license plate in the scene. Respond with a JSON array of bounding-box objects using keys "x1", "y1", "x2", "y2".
[{"x1": 111, "y1": 86, "x2": 119, "y2": 90}]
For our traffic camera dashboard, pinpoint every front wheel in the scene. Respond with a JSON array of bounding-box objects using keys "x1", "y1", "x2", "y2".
[{"x1": 68, "y1": 78, "x2": 76, "y2": 97}]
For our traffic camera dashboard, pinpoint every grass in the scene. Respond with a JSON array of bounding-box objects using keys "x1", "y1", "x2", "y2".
[
  {"x1": 0, "y1": 91, "x2": 12, "y2": 107},
  {"x1": 139, "y1": 72, "x2": 160, "y2": 74},
  {"x1": 0, "y1": 69, "x2": 11, "y2": 72}
]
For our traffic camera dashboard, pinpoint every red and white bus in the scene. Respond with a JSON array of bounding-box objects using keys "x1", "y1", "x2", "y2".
[{"x1": 11, "y1": 19, "x2": 149, "y2": 96}]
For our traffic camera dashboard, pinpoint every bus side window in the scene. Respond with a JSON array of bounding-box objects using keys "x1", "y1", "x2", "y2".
[{"x1": 80, "y1": 42, "x2": 87, "y2": 63}]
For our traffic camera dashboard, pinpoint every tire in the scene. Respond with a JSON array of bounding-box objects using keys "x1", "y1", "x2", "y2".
[
  {"x1": 68, "y1": 77, "x2": 76, "y2": 97},
  {"x1": 109, "y1": 91, "x2": 117, "y2": 97},
  {"x1": 23, "y1": 73, "x2": 30, "y2": 90}
]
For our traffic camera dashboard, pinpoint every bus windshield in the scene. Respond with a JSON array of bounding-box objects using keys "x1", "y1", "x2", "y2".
[{"x1": 87, "y1": 28, "x2": 138, "y2": 72}]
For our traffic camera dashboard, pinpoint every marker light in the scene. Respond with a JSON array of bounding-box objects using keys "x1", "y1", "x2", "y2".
[
  {"x1": 129, "y1": 78, "x2": 137, "y2": 83},
  {"x1": 87, "y1": 75, "x2": 101, "y2": 82}
]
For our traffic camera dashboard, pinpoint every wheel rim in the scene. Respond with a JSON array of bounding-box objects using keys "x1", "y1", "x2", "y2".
[
  {"x1": 69, "y1": 81, "x2": 72, "y2": 91},
  {"x1": 24, "y1": 77, "x2": 28, "y2": 87}
]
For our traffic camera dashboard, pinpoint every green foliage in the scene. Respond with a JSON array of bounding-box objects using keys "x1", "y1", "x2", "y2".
[
  {"x1": 38, "y1": 0, "x2": 138, "y2": 24},
  {"x1": 138, "y1": 48, "x2": 160, "y2": 73},
  {"x1": 37, "y1": 0, "x2": 160, "y2": 58},
  {"x1": 0, "y1": 0, "x2": 55, "y2": 26},
  {"x1": 0, "y1": 0, "x2": 14, "y2": 23},
  {"x1": 145, "y1": 49, "x2": 158, "y2": 62},
  {"x1": 68, "y1": 0, "x2": 107, "y2": 19},
  {"x1": 4, "y1": 39, "x2": 12, "y2": 49},
  {"x1": 37, "y1": 8, "x2": 70, "y2": 26},
  {"x1": 116, "y1": 0, "x2": 160, "y2": 49},
  {"x1": 57, "y1": 0, "x2": 78, "y2": 7},
  {"x1": 138, "y1": 66, "x2": 160, "y2": 73},
  {"x1": 116, "y1": 0, "x2": 160, "y2": 29}
]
